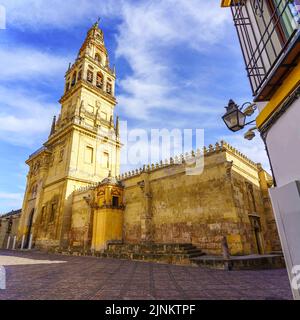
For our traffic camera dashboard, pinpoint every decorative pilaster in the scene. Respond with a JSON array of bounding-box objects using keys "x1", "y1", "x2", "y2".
[{"x1": 138, "y1": 171, "x2": 153, "y2": 243}]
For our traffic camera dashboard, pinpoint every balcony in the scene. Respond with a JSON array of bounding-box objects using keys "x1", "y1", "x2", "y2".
[{"x1": 230, "y1": 0, "x2": 300, "y2": 101}]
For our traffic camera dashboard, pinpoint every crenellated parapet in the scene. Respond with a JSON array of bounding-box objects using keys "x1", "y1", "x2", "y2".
[
  {"x1": 72, "y1": 140, "x2": 263, "y2": 191},
  {"x1": 117, "y1": 140, "x2": 260, "y2": 180},
  {"x1": 221, "y1": 140, "x2": 257, "y2": 167},
  {"x1": 73, "y1": 181, "x2": 103, "y2": 194}
]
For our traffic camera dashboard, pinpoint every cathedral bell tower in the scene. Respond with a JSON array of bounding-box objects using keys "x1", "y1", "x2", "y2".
[
  {"x1": 18, "y1": 21, "x2": 121, "y2": 250},
  {"x1": 53, "y1": 19, "x2": 121, "y2": 181}
]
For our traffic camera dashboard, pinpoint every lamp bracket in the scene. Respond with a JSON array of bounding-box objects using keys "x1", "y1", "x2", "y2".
[
  {"x1": 244, "y1": 119, "x2": 256, "y2": 126},
  {"x1": 239, "y1": 102, "x2": 257, "y2": 111}
]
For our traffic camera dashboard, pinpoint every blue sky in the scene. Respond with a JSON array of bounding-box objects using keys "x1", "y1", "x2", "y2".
[{"x1": 0, "y1": 0, "x2": 269, "y2": 213}]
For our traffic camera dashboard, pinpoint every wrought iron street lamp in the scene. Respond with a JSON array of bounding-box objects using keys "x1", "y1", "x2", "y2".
[
  {"x1": 222, "y1": 99, "x2": 257, "y2": 132},
  {"x1": 222, "y1": 99, "x2": 246, "y2": 132},
  {"x1": 221, "y1": 98, "x2": 276, "y2": 185}
]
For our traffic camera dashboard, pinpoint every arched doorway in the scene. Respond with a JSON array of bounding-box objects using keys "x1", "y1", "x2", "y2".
[{"x1": 25, "y1": 209, "x2": 35, "y2": 249}]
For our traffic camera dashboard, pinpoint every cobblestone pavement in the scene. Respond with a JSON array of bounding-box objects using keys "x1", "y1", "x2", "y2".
[{"x1": 0, "y1": 250, "x2": 293, "y2": 300}]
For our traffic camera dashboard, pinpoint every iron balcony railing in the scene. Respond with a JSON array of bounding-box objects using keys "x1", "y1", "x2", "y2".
[{"x1": 230, "y1": 0, "x2": 300, "y2": 99}]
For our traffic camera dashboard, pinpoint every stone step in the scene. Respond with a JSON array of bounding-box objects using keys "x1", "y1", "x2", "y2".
[
  {"x1": 101, "y1": 242, "x2": 205, "y2": 265},
  {"x1": 106, "y1": 243, "x2": 199, "y2": 254},
  {"x1": 107, "y1": 243, "x2": 193, "y2": 250},
  {"x1": 187, "y1": 251, "x2": 206, "y2": 258},
  {"x1": 191, "y1": 254, "x2": 285, "y2": 270},
  {"x1": 183, "y1": 248, "x2": 204, "y2": 254},
  {"x1": 98, "y1": 251, "x2": 200, "y2": 265}
]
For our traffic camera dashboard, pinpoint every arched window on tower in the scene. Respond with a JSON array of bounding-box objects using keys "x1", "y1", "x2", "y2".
[
  {"x1": 96, "y1": 72, "x2": 103, "y2": 89},
  {"x1": 106, "y1": 82, "x2": 112, "y2": 95},
  {"x1": 71, "y1": 72, "x2": 77, "y2": 87},
  {"x1": 87, "y1": 70, "x2": 93, "y2": 83},
  {"x1": 65, "y1": 82, "x2": 70, "y2": 92},
  {"x1": 95, "y1": 53, "x2": 101, "y2": 64},
  {"x1": 77, "y1": 70, "x2": 82, "y2": 81}
]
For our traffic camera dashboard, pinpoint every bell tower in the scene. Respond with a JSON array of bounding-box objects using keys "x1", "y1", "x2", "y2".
[
  {"x1": 50, "y1": 20, "x2": 121, "y2": 182},
  {"x1": 18, "y1": 21, "x2": 121, "y2": 250}
]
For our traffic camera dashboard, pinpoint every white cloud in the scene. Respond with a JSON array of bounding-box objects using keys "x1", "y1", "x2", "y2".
[
  {"x1": 2, "y1": 0, "x2": 121, "y2": 30},
  {"x1": 221, "y1": 134, "x2": 271, "y2": 172},
  {"x1": 0, "y1": 85, "x2": 60, "y2": 146},
  {"x1": 0, "y1": 46, "x2": 72, "y2": 81},
  {"x1": 0, "y1": 192, "x2": 23, "y2": 214},
  {"x1": 118, "y1": 0, "x2": 230, "y2": 50},
  {"x1": 0, "y1": 45, "x2": 70, "y2": 146},
  {"x1": 0, "y1": 1, "x2": 239, "y2": 146},
  {"x1": 2, "y1": 0, "x2": 230, "y2": 35},
  {"x1": 1, "y1": 0, "x2": 234, "y2": 126},
  {"x1": 0, "y1": 192, "x2": 23, "y2": 200},
  {"x1": 115, "y1": 0, "x2": 232, "y2": 121}
]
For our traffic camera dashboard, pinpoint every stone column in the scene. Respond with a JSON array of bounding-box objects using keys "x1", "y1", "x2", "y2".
[
  {"x1": 21, "y1": 235, "x2": 25, "y2": 250},
  {"x1": 12, "y1": 236, "x2": 16, "y2": 250},
  {"x1": 6, "y1": 236, "x2": 11, "y2": 250},
  {"x1": 138, "y1": 171, "x2": 153, "y2": 243},
  {"x1": 28, "y1": 234, "x2": 33, "y2": 250}
]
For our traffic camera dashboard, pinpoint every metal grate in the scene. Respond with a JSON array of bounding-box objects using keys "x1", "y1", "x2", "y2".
[{"x1": 231, "y1": 0, "x2": 299, "y2": 97}]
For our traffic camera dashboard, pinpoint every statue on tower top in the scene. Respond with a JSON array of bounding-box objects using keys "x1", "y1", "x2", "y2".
[{"x1": 93, "y1": 17, "x2": 101, "y2": 28}]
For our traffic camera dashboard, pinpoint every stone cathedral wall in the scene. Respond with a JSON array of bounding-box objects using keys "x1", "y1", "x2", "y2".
[
  {"x1": 4, "y1": 142, "x2": 280, "y2": 256},
  {"x1": 120, "y1": 143, "x2": 280, "y2": 255}
]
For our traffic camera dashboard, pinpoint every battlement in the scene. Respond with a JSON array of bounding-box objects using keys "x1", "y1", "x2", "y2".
[
  {"x1": 73, "y1": 182, "x2": 101, "y2": 194},
  {"x1": 118, "y1": 140, "x2": 259, "y2": 180},
  {"x1": 73, "y1": 140, "x2": 261, "y2": 193}
]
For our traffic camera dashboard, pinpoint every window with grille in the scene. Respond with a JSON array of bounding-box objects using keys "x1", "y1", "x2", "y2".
[{"x1": 230, "y1": 0, "x2": 299, "y2": 97}]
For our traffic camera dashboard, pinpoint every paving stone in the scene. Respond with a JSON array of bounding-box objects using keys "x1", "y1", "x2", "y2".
[{"x1": 0, "y1": 250, "x2": 293, "y2": 300}]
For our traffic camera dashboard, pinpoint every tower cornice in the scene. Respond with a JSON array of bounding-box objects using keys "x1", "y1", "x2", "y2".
[{"x1": 45, "y1": 120, "x2": 121, "y2": 149}]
